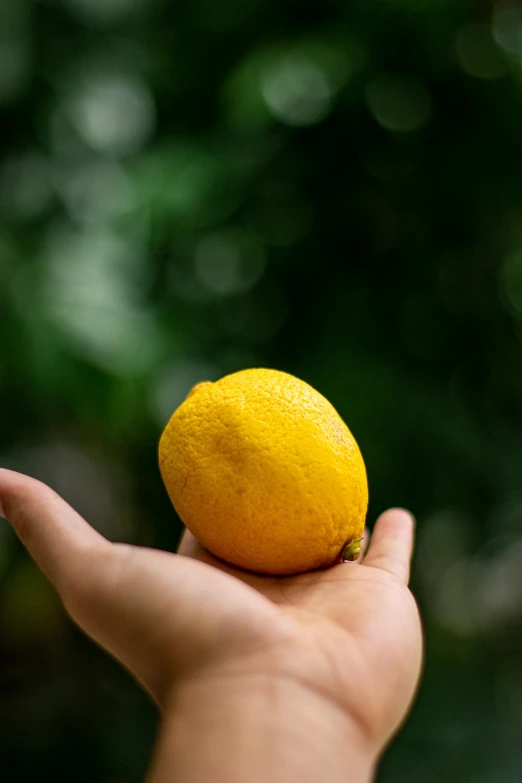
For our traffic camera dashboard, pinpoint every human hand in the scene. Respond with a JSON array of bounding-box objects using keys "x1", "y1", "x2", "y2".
[{"x1": 0, "y1": 468, "x2": 422, "y2": 782}]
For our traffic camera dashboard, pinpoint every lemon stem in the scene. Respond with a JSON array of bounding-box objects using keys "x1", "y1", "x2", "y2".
[{"x1": 342, "y1": 539, "x2": 363, "y2": 562}]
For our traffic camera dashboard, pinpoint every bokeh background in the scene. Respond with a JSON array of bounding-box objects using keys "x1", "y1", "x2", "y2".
[{"x1": 2, "y1": 0, "x2": 522, "y2": 779}]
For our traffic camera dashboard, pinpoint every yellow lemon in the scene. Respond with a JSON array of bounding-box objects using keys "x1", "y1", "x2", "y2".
[{"x1": 159, "y1": 368, "x2": 368, "y2": 575}]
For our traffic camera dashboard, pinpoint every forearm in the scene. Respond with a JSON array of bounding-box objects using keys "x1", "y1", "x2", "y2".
[{"x1": 147, "y1": 673, "x2": 375, "y2": 783}]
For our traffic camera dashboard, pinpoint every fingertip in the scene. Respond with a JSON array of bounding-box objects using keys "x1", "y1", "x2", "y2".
[
  {"x1": 374, "y1": 508, "x2": 416, "y2": 551},
  {"x1": 398, "y1": 507, "x2": 415, "y2": 524},
  {"x1": 365, "y1": 507, "x2": 416, "y2": 583},
  {"x1": 385, "y1": 507, "x2": 415, "y2": 520},
  {"x1": 0, "y1": 467, "x2": 107, "y2": 592},
  {"x1": 376, "y1": 507, "x2": 415, "y2": 531}
]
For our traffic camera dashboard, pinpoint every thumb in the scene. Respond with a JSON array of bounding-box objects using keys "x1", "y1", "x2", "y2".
[
  {"x1": 0, "y1": 468, "x2": 108, "y2": 592},
  {"x1": 0, "y1": 470, "x2": 279, "y2": 707},
  {"x1": 0, "y1": 469, "x2": 193, "y2": 704}
]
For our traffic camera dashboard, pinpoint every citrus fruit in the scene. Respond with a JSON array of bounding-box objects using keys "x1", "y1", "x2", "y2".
[{"x1": 159, "y1": 368, "x2": 368, "y2": 575}]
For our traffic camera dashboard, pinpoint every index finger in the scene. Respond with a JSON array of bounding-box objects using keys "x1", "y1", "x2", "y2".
[
  {"x1": 0, "y1": 468, "x2": 108, "y2": 593},
  {"x1": 363, "y1": 508, "x2": 415, "y2": 584}
]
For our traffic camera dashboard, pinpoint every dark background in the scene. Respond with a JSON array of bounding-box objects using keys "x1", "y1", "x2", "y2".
[{"x1": 2, "y1": 0, "x2": 522, "y2": 780}]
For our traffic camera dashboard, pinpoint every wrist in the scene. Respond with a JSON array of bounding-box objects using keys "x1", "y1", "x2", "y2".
[{"x1": 148, "y1": 670, "x2": 376, "y2": 783}]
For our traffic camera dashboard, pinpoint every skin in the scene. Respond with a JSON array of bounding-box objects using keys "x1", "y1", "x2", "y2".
[{"x1": 0, "y1": 468, "x2": 423, "y2": 782}]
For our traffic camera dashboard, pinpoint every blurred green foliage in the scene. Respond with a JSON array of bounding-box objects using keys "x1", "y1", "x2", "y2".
[{"x1": 2, "y1": 0, "x2": 522, "y2": 780}]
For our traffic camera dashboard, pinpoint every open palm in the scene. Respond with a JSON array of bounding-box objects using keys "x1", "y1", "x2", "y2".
[
  {"x1": 179, "y1": 522, "x2": 422, "y2": 749},
  {"x1": 0, "y1": 469, "x2": 422, "y2": 756}
]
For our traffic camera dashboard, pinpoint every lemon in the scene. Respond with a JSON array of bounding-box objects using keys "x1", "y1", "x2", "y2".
[{"x1": 159, "y1": 368, "x2": 368, "y2": 575}]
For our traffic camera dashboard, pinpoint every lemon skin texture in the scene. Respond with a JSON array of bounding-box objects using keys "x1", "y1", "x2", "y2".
[{"x1": 159, "y1": 368, "x2": 368, "y2": 576}]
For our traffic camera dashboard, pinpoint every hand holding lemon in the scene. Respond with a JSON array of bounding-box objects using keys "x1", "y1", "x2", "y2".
[{"x1": 0, "y1": 369, "x2": 422, "y2": 783}]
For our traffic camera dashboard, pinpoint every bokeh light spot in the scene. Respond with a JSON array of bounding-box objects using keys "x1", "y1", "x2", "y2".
[
  {"x1": 42, "y1": 226, "x2": 161, "y2": 375},
  {"x1": 500, "y1": 249, "x2": 522, "y2": 317},
  {"x1": 433, "y1": 558, "x2": 478, "y2": 636},
  {"x1": 55, "y1": 160, "x2": 134, "y2": 227},
  {"x1": 492, "y1": 5, "x2": 522, "y2": 56},
  {"x1": 68, "y1": 73, "x2": 155, "y2": 156},
  {"x1": 194, "y1": 229, "x2": 266, "y2": 296},
  {"x1": 261, "y1": 56, "x2": 332, "y2": 127},
  {"x1": 366, "y1": 73, "x2": 432, "y2": 133},
  {"x1": 476, "y1": 539, "x2": 522, "y2": 632},
  {"x1": 455, "y1": 24, "x2": 508, "y2": 79}
]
